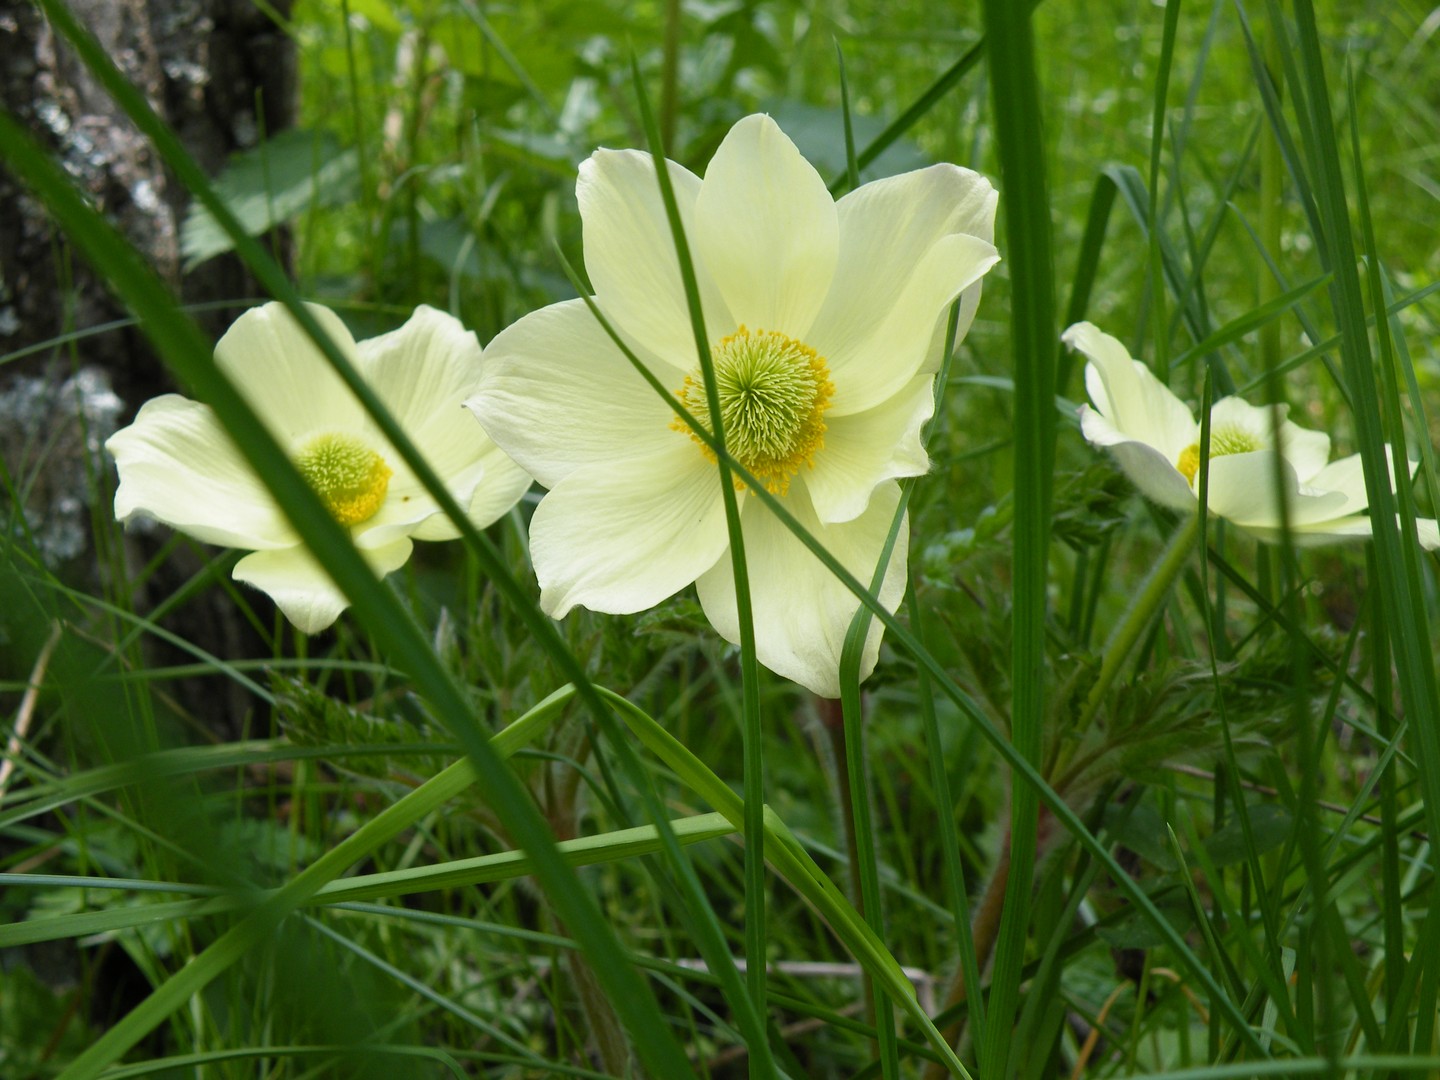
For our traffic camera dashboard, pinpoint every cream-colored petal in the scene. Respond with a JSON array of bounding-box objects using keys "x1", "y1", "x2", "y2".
[
  {"x1": 1239, "y1": 516, "x2": 1374, "y2": 546},
  {"x1": 529, "y1": 445, "x2": 729, "y2": 618},
  {"x1": 1079, "y1": 405, "x2": 1197, "y2": 511},
  {"x1": 806, "y1": 373, "x2": 934, "y2": 525},
  {"x1": 351, "y1": 305, "x2": 531, "y2": 543},
  {"x1": 1306, "y1": 452, "x2": 1370, "y2": 515},
  {"x1": 578, "y1": 149, "x2": 733, "y2": 365},
  {"x1": 456, "y1": 450, "x2": 535, "y2": 533},
  {"x1": 214, "y1": 302, "x2": 366, "y2": 442},
  {"x1": 1207, "y1": 396, "x2": 1276, "y2": 446},
  {"x1": 1206, "y1": 397, "x2": 1331, "y2": 483},
  {"x1": 812, "y1": 164, "x2": 998, "y2": 374},
  {"x1": 1278, "y1": 419, "x2": 1331, "y2": 483},
  {"x1": 466, "y1": 298, "x2": 682, "y2": 489},
  {"x1": 378, "y1": 442, "x2": 534, "y2": 544},
  {"x1": 1204, "y1": 450, "x2": 1349, "y2": 528},
  {"x1": 695, "y1": 480, "x2": 907, "y2": 698},
  {"x1": 107, "y1": 395, "x2": 298, "y2": 550},
  {"x1": 232, "y1": 536, "x2": 414, "y2": 634},
  {"x1": 693, "y1": 114, "x2": 838, "y2": 337},
  {"x1": 1066, "y1": 323, "x2": 1198, "y2": 462},
  {"x1": 358, "y1": 305, "x2": 493, "y2": 480},
  {"x1": 820, "y1": 233, "x2": 999, "y2": 416}
]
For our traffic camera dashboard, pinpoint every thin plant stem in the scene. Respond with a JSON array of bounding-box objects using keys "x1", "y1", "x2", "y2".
[
  {"x1": 925, "y1": 832, "x2": 1013, "y2": 1080},
  {"x1": 1076, "y1": 513, "x2": 1200, "y2": 731}
]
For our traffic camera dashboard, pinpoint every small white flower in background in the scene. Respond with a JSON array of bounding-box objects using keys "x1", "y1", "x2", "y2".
[
  {"x1": 468, "y1": 114, "x2": 1000, "y2": 697},
  {"x1": 107, "y1": 302, "x2": 533, "y2": 632},
  {"x1": 1065, "y1": 321, "x2": 1440, "y2": 548}
]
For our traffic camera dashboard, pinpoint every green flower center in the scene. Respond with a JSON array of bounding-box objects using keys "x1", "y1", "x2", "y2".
[
  {"x1": 294, "y1": 432, "x2": 392, "y2": 526},
  {"x1": 1177, "y1": 425, "x2": 1263, "y2": 485},
  {"x1": 673, "y1": 325, "x2": 835, "y2": 495}
]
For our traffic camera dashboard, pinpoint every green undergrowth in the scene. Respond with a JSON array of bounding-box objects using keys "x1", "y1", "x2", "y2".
[{"x1": 3, "y1": 0, "x2": 1440, "y2": 1077}]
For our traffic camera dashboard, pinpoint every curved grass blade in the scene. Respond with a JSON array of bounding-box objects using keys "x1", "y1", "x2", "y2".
[
  {"x1": 597, "y1": 687, "x2": 973, "y2": 1078},
  {"x1": 626, "y1": 59, "x2": 776, "y2": 1068},
  {"x1": 21, "y1": 4, "x2": 766, "y2": 1072},
  {"x1": 554, "y1": 237, "x2": 1266, "y2": 1057},
  {"x1": 0, "y1": 813, "x2": 735, "y2": 948},
  {"x1": 1288, "y1": 0, "x2": 1440, "y2": 866}
]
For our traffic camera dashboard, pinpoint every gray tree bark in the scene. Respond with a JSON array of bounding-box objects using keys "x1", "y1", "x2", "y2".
[
  {"x1": 0, "y1": 0, "x2": 295, "y2": 397},
  {"x1": 1, "y1": 0, "x2": 297, "y2": 735}
]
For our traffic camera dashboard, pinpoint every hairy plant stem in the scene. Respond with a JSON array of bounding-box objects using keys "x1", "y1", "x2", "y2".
[
  {"x1": 563, "y1": 920, "x2": 634, "y2": 1075},
  {"x1": 925, "y1": 516, "x2": 1197, "y2": 1076},
  {"x1": 1045, "y1": 514, "x2": 1200, "y2": 791},
  {"x1": 546, "y1": 734, "x2": 632, "y2": 1075},
  {"x1": 923, "y1": 828, "x2": 1013, "y2": 1080},
  {"x1": 1077, "y1": 513, "x2": 1200, "y2": 730}
]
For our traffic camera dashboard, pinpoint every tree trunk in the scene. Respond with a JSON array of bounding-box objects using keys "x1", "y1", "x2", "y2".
[
  {"x1": 0, "y1": 0, "x2": 295, "y2": 396},
  {"x1": 0, "y1": 0, "x2": 297, "y2": 736}
]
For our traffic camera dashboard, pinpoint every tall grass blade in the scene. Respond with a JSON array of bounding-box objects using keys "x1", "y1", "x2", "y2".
[
  {"x1": 1288, "y1": 0, "x2": 1440, "y2": 866},
  {"x1": 0, "y1": 82, "x2": 704, "y2": 1080},
  {"x1": 977, "y1": 0, "x2": 1058, "y2": 1072},
  {"x1": 626, "y1": 57, "x2": 777, "y2": 1070}
]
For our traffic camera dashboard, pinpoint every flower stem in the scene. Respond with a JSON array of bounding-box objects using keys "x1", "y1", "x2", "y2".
[
  {"x1": 1077, "y1": 514, "x2": 1200, "y2": 730},
  {"x1": 923, "y1": 835, "x2": 1012, "y2": 1080}
]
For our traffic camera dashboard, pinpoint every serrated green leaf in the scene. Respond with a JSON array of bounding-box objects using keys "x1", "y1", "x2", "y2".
[{"x1": 270, "y1": 673, "x2": 446, "y2": 782}]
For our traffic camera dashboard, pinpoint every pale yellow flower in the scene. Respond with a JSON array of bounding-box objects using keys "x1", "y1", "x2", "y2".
[
  {"x1": 108, "y1": 303, "x2": 532, "y2": 631},
  {"x1": 468, "y1": 115, "x2": 1000, "y2": 696},
  {"x1": 1066, "y1": 321, "x2": 1440, "y2": 547}
]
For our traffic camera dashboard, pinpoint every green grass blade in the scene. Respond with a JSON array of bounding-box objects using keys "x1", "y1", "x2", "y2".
[
  {"x1": 824, "y1": 0, "x2": 1045, "y2": 194},
  {"x1": 1055, "y1": 173, "x2": 1119, "y2": 394},
  {"x1": 1168, "y1": 273, "x2": 1333, "y2": 372},
  {"x1": 1290, "y1": 0, "x2": 1440, "y2": 869},
  {"x1": 19, "y1": 5, "x2": 761, "y2": 1072},
  {"x1": 626, "y1": 59, "x2": 775, "y2": 1067},
  {"x1": 834, "y1": 46, "x2": 901, "y2": 1077},
  {"x1": 977, "y1": 0, "x2": 1058, "y2": 1072}
]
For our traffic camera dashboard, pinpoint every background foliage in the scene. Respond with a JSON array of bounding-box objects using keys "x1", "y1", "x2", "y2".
[{"x1": 3, "y1": 0, "x2": 1440, "y2": 1076}]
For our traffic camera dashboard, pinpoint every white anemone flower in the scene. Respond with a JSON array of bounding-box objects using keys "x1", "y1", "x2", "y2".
[
  {"x1": 467, "y1": 114, "x2": 1000, "y2": 697},
  {"x1": 1065, "y1": 321, "x2": 1440, "y2": 548},
  {"x1": 107, "y1": 302, "x2": 533, "y2": 632}
]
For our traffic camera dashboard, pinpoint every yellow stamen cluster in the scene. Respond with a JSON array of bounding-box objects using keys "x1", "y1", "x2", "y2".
[
  {"x1": 672, "y1": 325, "x2": 835, "y2": 495},
  {"x1": 294, "y1": 432, "x2": 392, "y2": 526},
  {"x1": 1176, "y1": 425, "x2": 1264, "y2": 485}
]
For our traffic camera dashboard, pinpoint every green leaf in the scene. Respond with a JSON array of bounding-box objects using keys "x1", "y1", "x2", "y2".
[
  {"x1": 1095, "y1": 901, "x2": 1195, "y2": 950},
  {"x1": 180, "y1": 129, "x2": 358, "y2": 269},
  {"x1": 1103, "y1": 801, "x2": 1180, "y2": 873},
  {"x1": 1202, "y1": 802, "x2": 1293, "y2": 869},
  {"x1": 271, "y1": 673, "x2": 446, "y2": 782}
]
